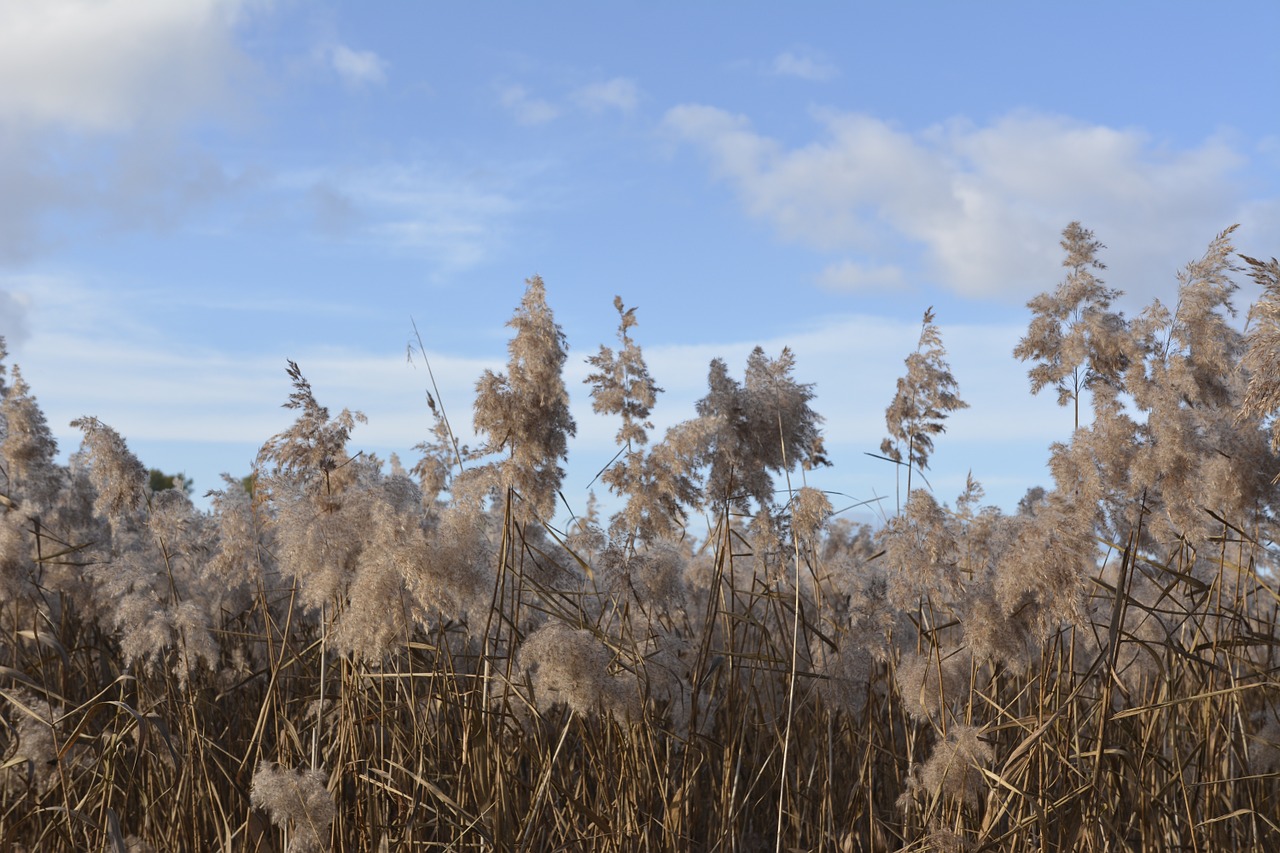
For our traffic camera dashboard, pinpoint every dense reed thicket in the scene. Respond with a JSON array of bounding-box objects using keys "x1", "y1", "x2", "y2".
[{"x1": 2, "y1": 226, "x2": 1279, "y2": 851}]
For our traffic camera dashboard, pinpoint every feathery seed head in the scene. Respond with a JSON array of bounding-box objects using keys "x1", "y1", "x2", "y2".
[
  {"x1": 518, "y1": 621, "x2": 639, "y2": 721},
  {"x1": 71, "y1": 416, "x2": 147, "y2": 522},
  {"x1": 250, "y1": 762, "x2": 335, "y2": 853}
]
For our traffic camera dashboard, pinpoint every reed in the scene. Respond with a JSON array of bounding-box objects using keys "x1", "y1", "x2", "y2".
[{"x1": 1, "y1": 235, "x2": 1278, "y2": 851}]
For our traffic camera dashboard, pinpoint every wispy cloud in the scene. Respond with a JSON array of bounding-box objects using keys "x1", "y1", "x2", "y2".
[
  {"x1": 817, "y1": 261, "x2": 908, "y2": 293},
  {"x1": 10, "y1": 269, "x2": 499, "y2": 456},
  {"x1": 663, "y1": 105, "x2": 1256, "y2": 303},
  {"x1": 770, "y1": 49, "x2": 838, "y2": 82},
  {"x1": 499, "y1": 77, "x2": 643, "y2": 124},
  {"x1": 0, "y1": 287, "x2": 31, "y2": 346},
  {"x1": 572, "y1": 77, "x2": 640, "y2": 114},
  {"x1": 0, "y1": 128, "x2": 253, "y2": 264},
  {"x1": 308, "y1": 182, "x2": 359, "y2": 237},
  {"x1": 327, "y1": 44, "x2": 388, "y2": 88},
  {"x1": 280, "y1": 163, "x2": 522, "y2": 274},
  {"x1": 499, "y1": 85, "x2": 561, "y2": 125}
]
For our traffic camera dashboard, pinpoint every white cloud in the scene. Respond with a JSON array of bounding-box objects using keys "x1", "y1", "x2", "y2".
[
  {"x1": 499, "y1": 85, "x2": 561, "y2": 125},
  {"x1": 328, "y1": 44, "x2": 387, "y2": 88},
  {"x1": 0, "y1": 0, "x2": 266, "y2": 261},
  {"x1": 771, "y1": 49, "x2": 837, "y2": 82},
  {"x1": 0, "y1": 0, "x2": 259, "y2": 132},
  {"x1": 817, "y1": 260, "x2": 908, "y2": 293},
  {"x1": 663, "y1": 105, "x2": 1255, "y2": 303},
  {"x1": 572, "y1": 77, "x2": 639, "y2": 114}
]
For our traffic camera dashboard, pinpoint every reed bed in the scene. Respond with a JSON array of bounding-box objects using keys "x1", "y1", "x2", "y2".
[{"x1": 1, "y1": 227, "x2": 1279, "y2": 851}]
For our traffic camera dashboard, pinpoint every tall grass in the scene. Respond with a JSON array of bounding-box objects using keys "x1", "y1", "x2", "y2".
[{"x1": 1, "y1": 241, "x2": 1278, "y2": 851}]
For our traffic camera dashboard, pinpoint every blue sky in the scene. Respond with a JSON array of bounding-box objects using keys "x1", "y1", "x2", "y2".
[{"x1": 1, "y1": 1, "x2": 1277, "y2": 523}]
